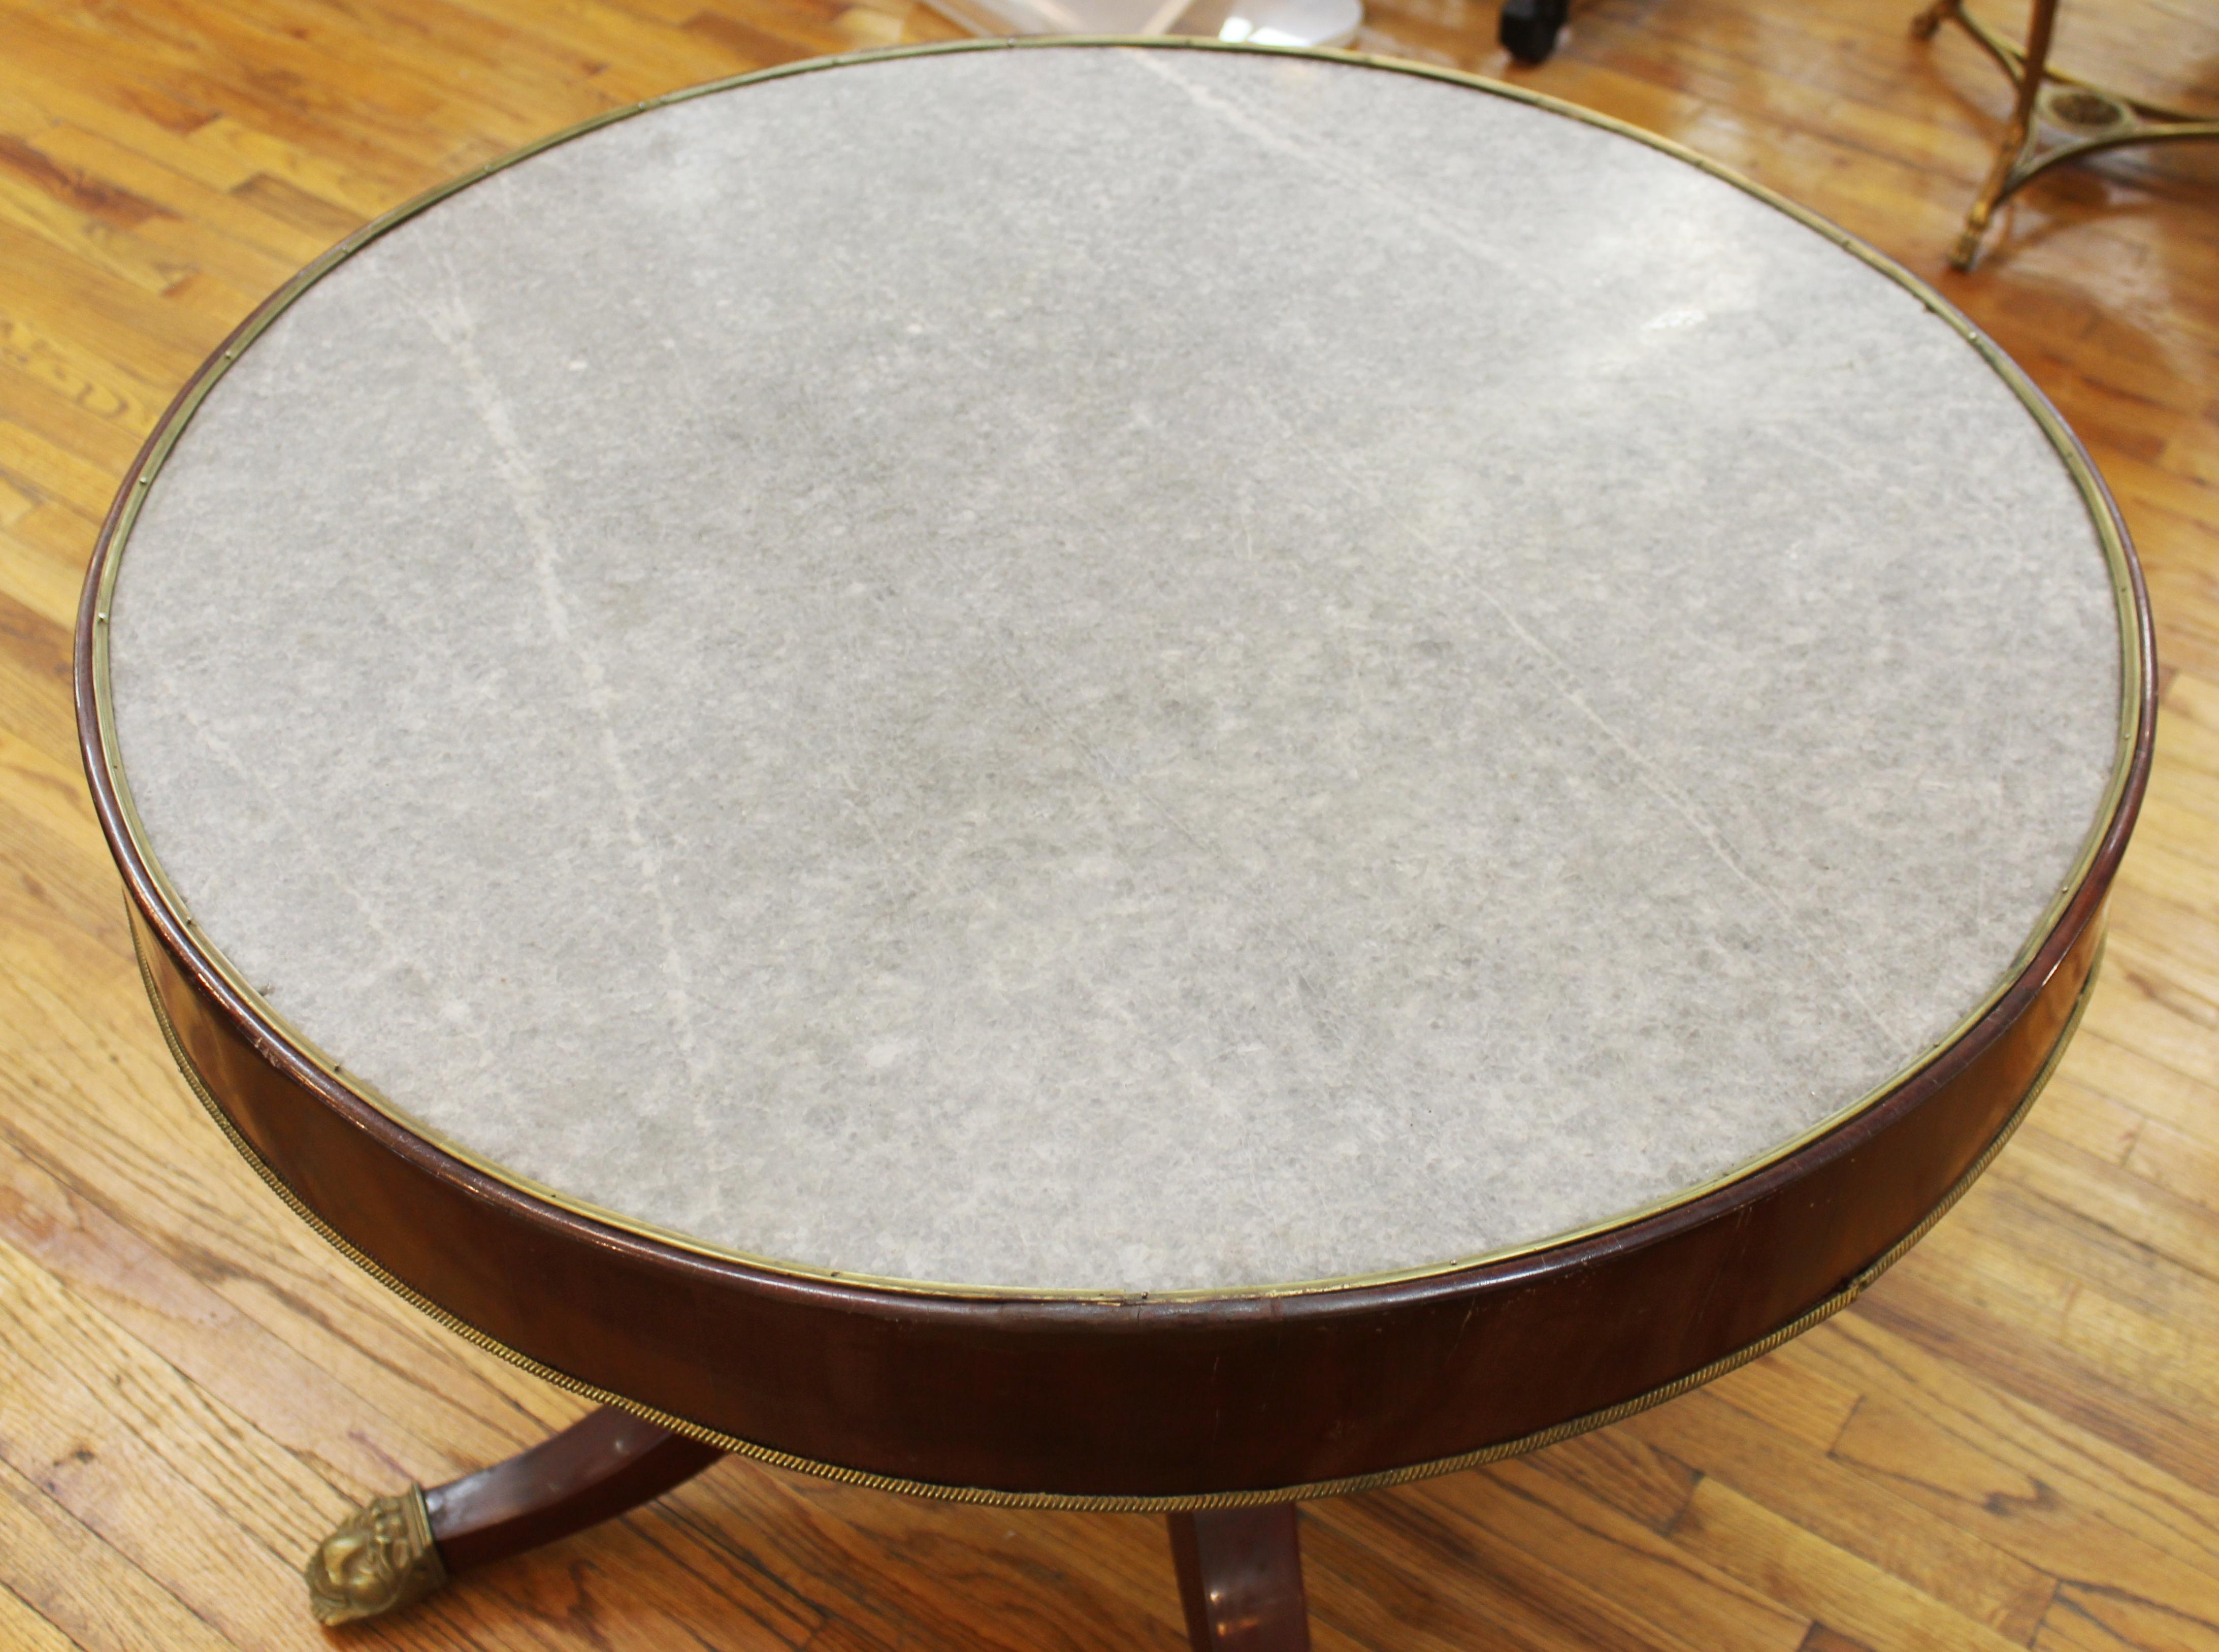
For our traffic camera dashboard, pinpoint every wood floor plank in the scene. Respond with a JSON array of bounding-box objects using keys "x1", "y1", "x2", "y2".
[
  {"x1": 1306, "y1": 1491, "x2": 1699, "y2": 1652},
  {"x1": 2003, "y1": 1121, "x2": 2219, "y2": 1293},
  {"x1": 2, "y1": 496, "x2": 99, "y2": 574},
  {"x1": 1884, "y1": 1179, "x2": 2219, "y2": 1454},
  {"x1": 0, "y1": 466, "x2": 39, "y2": 527},
  {"x1": 0, "y1": 588, "x2": 80, "y2": 769},
  {"x1": 1625, "y1": 1387, "x2": 2059, "y2": 1640},
  {"x1": 154, "y1": 0, "x2": 596, "y2": 147},
  {"x1": 1525, "y1": 1428, "x2": 1702, "y2": 1536},
  {"x1": 1663, "y1": 1474, "x2": 2031, "y2": 1652},
  {"x1": 2123, "y1": 1114, "x2": 2219, "y2": 1220},
  {"x1": 0, "y1": 998, "x2": 588, "y2": 1479},
  {"x1": 0, "y1": 1232, "x2": 352, "y2": 1620},
  {"x1": 0, "y1": 916, "x2": 586, "y2": 1481},
  {"x1": 1813, "y1": 1310, "x2": 2219, "y2": 1596},
  {"x1": 2079, "y1": 934, "x2": 2219, "y2": 1096},
  {"x1": 0, "y1": 54, "x2": 263, "y2": 201},
  {"x1": 0, "y1": 242, "x2": 216, "y2": 414},
  {"x1": 0, "y1": 1128, "x2": 462, "y2": 1499},
  {"x1": 0, "y1": 171, "x2": 203, "y2": 301},
  {"x1": 1796, "y1": 1627, "x2": 1878, "y2": 1652},
  {"x1": 1700, "y1": 1343, "x2": 1866, "y2": 1454},
  {"x1": 0, "y1": 361, "x2": 146, "y2": 484},
  {"x1": 0, "y1": 297, "x2": 186, "y2": 450},
  {"x1": 0, "y1": 2, "x2": 455, "y2": 184},
  {"x1": 182, "y1": 117, "x2": 413, "y2": 224},
  {"x1": 1409, "y1": 1456, "x2": 1810, "y2": 1652},
  {"x1": 672, "y1": 1467, "x2": 1174, "y2": 1652},
  {"x1": 21, "y1": 122, "x2": 336, "y2": 270},
  {"x1": 0, "y1": 412, "x2": 126, "y2": 520},
  {"x1": 412, "y1": 0, "x2": 769, "y2": 102},
  {"x1": 2064, "y1": 1025, "x2": 2219, "y2": 1153},
  {"x1": 0, "y1": 127, "x2": 301, "y2": 303},
  {"x1": 2044, "y1": 1580, "x2": 2219, "y2": 1652},
  {"x1": 0, "y1": 1453, "x2": 232, "y2": 1652},
  {"x1": 0, "y1": 1580, "x2": 80, "y2": 1652},
  {"x1": 2031, "y1": 1074, "x2": 2148, "y2": 1172}
]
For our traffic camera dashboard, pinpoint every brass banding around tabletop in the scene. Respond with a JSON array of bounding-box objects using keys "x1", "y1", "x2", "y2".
[
  {"x1": 138, "y1": 919, "x2": 2099, "y2": 1513},
  {"x1": 86, "y1": 36, "x2": 2148, "y2": 1308}
]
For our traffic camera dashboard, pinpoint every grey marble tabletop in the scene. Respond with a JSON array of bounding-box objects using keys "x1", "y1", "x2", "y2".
[{"x1": 106, "y1": 44, "x2": 2126, "y2": 1295}]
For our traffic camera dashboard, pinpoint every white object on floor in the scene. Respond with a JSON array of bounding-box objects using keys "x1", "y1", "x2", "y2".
[{"x1": 922, "y1": 0, "x2": 1361, "y2": 50}]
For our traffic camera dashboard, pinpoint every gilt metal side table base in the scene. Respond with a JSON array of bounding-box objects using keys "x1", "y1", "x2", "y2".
[{"x1": 1914, "y1": 0, "x2": 2219, "y2": 269}]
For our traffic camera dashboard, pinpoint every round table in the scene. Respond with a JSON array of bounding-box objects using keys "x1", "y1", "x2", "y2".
[{"x1": 77, "y1": 39, "x2": 2152, "y2": 1645}]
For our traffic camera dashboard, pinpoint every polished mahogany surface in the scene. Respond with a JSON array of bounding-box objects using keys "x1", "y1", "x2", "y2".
[
  {"x1": 423, "y1": 1410, "x2": 725, "y2": 1574},
  {"x1": 116, "y1": 884, "x2": 2124, "y2": 1500},
  {"x1": 1169, "y1": 1506, "x2": 1311, "y2": 1649}
]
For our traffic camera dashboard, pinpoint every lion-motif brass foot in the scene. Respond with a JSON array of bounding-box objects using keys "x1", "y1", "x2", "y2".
[
  {"x1": 297, "y1": 1410, "x2": 721, "y2": 1622},
  {"x1": 303, "y1": 1487, "x2": 450, "y2": 1625}
]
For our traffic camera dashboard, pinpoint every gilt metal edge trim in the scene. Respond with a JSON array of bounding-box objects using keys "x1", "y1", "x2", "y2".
[
  {"x1": 136, "y1": 918, "x2": 2099, "y2": 1520},
  {"x1": 83, "y1": 36, "x2": 2152, "y2": 1308}
]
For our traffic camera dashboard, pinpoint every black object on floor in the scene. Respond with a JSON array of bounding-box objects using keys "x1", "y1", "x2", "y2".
[{"x1": 1499, "y1": 0, "x2": 1569, "y2": 62}]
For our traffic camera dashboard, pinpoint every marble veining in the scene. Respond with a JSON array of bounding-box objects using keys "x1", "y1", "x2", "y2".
[{"x1": 107, "y1": 46, "x2": 2124, "y2": 1293}]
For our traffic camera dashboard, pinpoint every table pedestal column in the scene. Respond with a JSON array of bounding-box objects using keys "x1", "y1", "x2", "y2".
[{"x1": 1167, "y1": 1505, "x2": 1313, "y2": 1650}]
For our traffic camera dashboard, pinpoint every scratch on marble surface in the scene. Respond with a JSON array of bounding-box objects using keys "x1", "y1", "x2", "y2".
[
  {"x1": 787, "y1": 161, "x2": 1412, "y2": 1091},
  {"x1": 815, "y1": 567, "x2": 949, "y2": 914},
  {"x1": 1281, "y1": 411, "x2": 1901, "y2": 1055},
  {"x1": 828, "y1": 754, "x2": 946, "y2": 908},
  {"x1": 411, "y1": 255, "x2": 711, "y2": 1103},
  {"x1": 144, "y1": 678, "x2": 530, "y2": 1138},
  {"x1": 1126, "y1": 40, "x2": 1921, "y2": 1056},
  {"x1": 1125, "y1": 50, "x2": 1529, "y2": 288},
  {"x1": 985, "y1": 601, "x2": 1384, "y2": 1080}
]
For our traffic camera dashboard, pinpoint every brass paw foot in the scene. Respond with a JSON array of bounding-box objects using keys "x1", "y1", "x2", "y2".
[{"x1": 303, "y1": 1487, "x2": 450, "y2": 1625}]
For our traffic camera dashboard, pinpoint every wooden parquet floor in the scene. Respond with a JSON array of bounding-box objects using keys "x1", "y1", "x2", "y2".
[{"x1": 2, "y1": 0, "x2": 2217, "y2": 1647}]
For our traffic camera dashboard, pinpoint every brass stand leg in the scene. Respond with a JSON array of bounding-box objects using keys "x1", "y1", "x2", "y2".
[
  {"x1": 1951, "y1": 0, "x2": 2057, "y2": 269},
  {"x1": 1167, "y1": 1506, "x2": 1312, "y2": 1650},
  {"x1": 304, "y1": 1407, "x2": 725, "y2": 1624},
  {"x1": 1910, "y1": 0, "x2": 1961, "y2": 42},
  {"x1": 1916, "y1": 0, "x2": 2219, "y2": 269}
]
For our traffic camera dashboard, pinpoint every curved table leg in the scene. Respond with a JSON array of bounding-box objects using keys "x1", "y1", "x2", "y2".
[
  {"x1": 304, "y1": 1407, "x2": 725, "y2": 1624},
  {"x1": 307, "y1": 1412, "x2": 1315, "y2": 1641},
  {"x1": 1167, "y1": 1506, "x2": 1312, "y2": 1650}
]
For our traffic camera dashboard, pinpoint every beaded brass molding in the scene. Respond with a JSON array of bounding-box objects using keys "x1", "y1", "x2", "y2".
[
  {"x1": 303, "y1": 1486, "x2": 448, "y2": 1625},
  {"x1": 135, "y1": 918, "x2": 2098, "y2": 1520}
]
